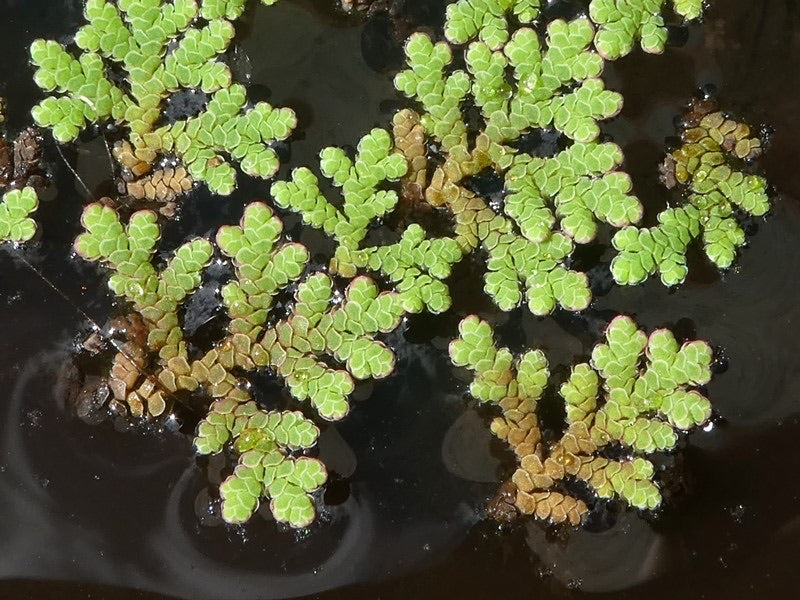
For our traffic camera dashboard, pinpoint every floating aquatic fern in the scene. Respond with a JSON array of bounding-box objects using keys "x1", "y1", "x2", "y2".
[
  {"x1": 397, "y1": 17, "x2": 622, "y2": 153},
  {"x1": 125, "y1": 165, "x2": 194, "y2": 203},
  {"x1": 0, "y1": 106, "x2": 46, "y2": 243},
  {"x1": 505, "y1": 142, "x2": 642, "y2": 245},
  {"x1": 30, "y1": 0, "x2": 295, "y2": 195},
  {"x1": 201, "y1": 204, "x2": 405, "y2": 522},
  {"x1": 450, "y1": 184, "x2": 593, "y2": 314},
  {"x1": 41, "y1": 0, "x2": 772, "y2": 539},
  {"x1": 208, "y1": 403, "x2": 326, "y2": 525},
  {"x1": 0, "y1": 187, "x2": 39, "y2": 243},
  {"x1": 74, "y1": 203, "x2": 213, "y2": 415},
  {"x1": 444, "y1": 0, "x2": 541, "y2": 50},
  {"x1": 272, "y1": 128, "x2": 462, "y2": 314},
  {"x1": 611, "y1": 100, "x2": 769, "y2": 286},
  {"x1": 391, "y1": 10, "x2": 641, "y2": 315},
  {"x1": 450, "y1": 314, "x2": 713, "y2": 524},
  {"x1": 74, "y1": 201, "x2": 407, "y2": 525},
  {"x1": 272, "y1": 129, "x2": 407, "y2": 248},
  {"x1": 590, "y1": 0, "x2": 706, "y2": 60},
  {"x1": 214, "y1": 202, "x2": 406, "y2": 420},
  {"x1": 472, "y1": 18, "x2": 623, "y2": 145},
  {"x1": 456, "y1": 141, "x2": 642, "y2": 314},
  {"x1": 202, "y1": 0, "x2": 277, "y2": 20}
]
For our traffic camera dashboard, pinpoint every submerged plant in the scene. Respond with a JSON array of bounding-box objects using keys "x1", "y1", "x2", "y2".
[
  {"x1": 612, "y1": 99, "x2": 770, "y2": 286},
  {"x1": 74, "y1": 201, "x2": 406, "y2": 525},
  {"x1": 30, "y1": 0, "x2": 295, "y2": 195},
  {"x1": 450, "y1": 315, "x2": 713, "y2": 524}
]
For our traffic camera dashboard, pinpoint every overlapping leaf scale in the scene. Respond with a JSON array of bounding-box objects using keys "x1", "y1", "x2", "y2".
[
  {"x1": 611, "y1": 108, "x2": 770, "y2": 286},
  {"x1": 257, "y1": 275, "x2": 404, "y2": 420},
  {"x1": 31, "y1": 0, "x2": 296, "y2": 195},
  {"x1": 590, "y1": 0, "x2": 706, "y2": 60},
  {"x1": 565, "y1": 315, "x2": 713, "y2": 453},
  {"x1": 273, "y1": 129, "x2": 459, "y2": 314},
  {"x1": 451, "y1": 314, "x2": 715, "y2": 523},
  {"x1": 505, "y1": 142, "x2": 642, "y2": 244},
  {"x1": 445, "y1": 0, "x2": 541, "y2": 49},
  {"x1": 0, "y1": 188, "x2": 39, "y2": 243},
  {"x1": 216, "y1": 201, "x2": 309, "y2": 336}
]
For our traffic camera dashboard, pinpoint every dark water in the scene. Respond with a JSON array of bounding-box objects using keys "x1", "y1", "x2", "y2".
[{"x1": 0, "y1": 1, "x2": 799, "y2": 598}]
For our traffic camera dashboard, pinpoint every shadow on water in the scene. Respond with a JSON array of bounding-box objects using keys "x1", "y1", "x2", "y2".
[{"x1": 0, "y1": 0, "x2": 800, "y2": 598}]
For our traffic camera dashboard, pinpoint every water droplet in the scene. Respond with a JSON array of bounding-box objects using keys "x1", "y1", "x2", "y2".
[
  {"x1": 567, "y1": 578, "x2": 582, "y2": 590},
  {"x1": 25, "y1": 409, "x2": 43, "y2": 428},
  {"x1": 5, "y1": 292, "x2": 21, "y2": 306},
  {"x1": 729, "y1": 503, "x2": 746, "y2": 523}
]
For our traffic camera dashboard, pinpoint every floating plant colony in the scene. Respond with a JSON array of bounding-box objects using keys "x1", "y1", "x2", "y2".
[
  {"x1": 1, "y1": 0, "x2": 773, "y2": 529},
  {"x1": 30, "y1": 0, "x2": 294, "y2": 195},
  {"x1": 450, "y1": 315, "x2": 712, "y2": 523}
]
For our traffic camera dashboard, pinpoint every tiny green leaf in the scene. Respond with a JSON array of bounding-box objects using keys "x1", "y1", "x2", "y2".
[{"x1": 0, "y1": 188, "x2": 40, "y2": 243}]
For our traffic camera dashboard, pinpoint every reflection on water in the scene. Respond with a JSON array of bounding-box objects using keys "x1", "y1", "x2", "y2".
[
  {"x1": 525, "y1": 512, "x2": 669, "y2": 593},
  {"x1": 441, "y1": 407, "x2": 500, "y2": 484},
  {"x1": 0, "y1": 323, "x2": 483, "y2": 598}
]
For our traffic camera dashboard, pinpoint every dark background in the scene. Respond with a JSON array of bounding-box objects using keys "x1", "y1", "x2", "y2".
[{"x1": 0, "y1": 0, "x2": 799, "y2": 598}]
